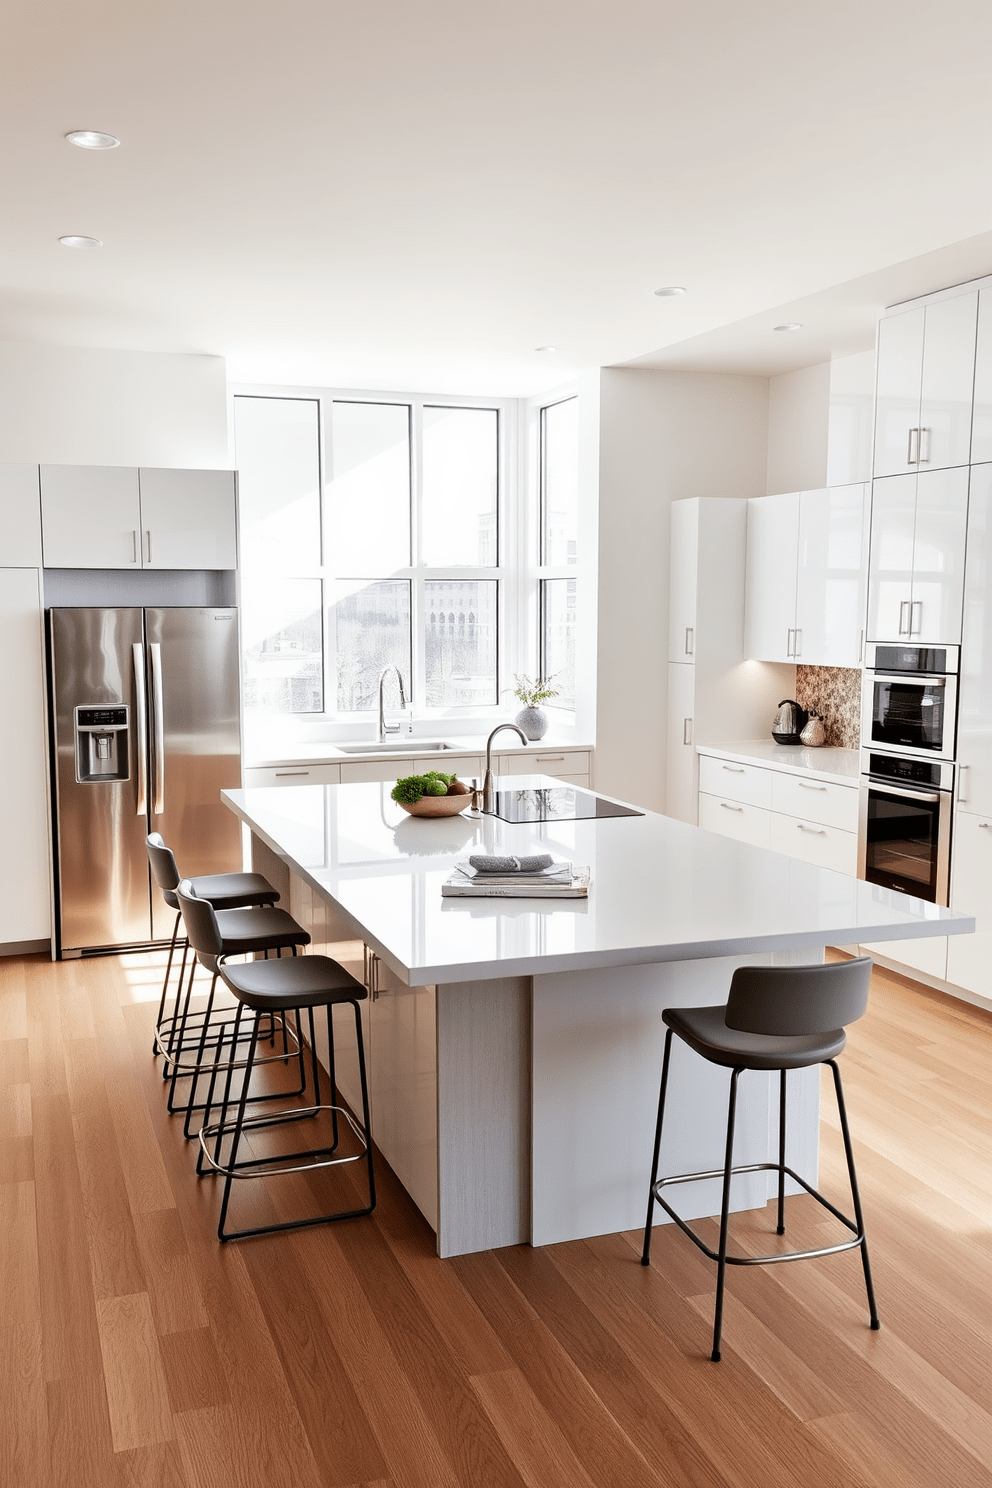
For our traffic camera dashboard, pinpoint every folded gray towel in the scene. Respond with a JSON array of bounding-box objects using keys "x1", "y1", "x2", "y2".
[{"x1": 469, "y1": 853, "x2": 554, "y2": 875}]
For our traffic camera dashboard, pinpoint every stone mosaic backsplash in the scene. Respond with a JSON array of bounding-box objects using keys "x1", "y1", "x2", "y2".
[{"x1": 795, "y1": 665, "x2": 862, "y2": 749}]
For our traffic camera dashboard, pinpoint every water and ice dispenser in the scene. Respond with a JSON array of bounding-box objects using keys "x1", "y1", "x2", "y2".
[{"x1": 74, "y1": 706, "x2": 130, "y2": 783}]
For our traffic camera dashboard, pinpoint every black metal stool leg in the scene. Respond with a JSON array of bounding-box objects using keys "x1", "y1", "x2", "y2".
[
  {"x1": 351, "y1": 999, "x2": 376, "y2": 1213},
  {"x1": 153, "y1": 912, "x2": 183, "y2": 1053},
  {"x1": 641, "y1": 1028, "x2": 674, "y2": 1267},
  {"x1": 217, "y1": 1016, "x2": 262, "y2": 1241},
  {"x1": 829, "y1": 1059, "x2": 880, "y2": 1331},
  {"x1": 777, "y1": 1068, "x2": 787, "y2": 1236},
  {"x1": 712, "y1": 1066, "x2": 742, "y2": 1363}
]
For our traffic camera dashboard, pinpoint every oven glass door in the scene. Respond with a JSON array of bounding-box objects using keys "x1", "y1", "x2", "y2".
[
  {"x1": 860, "y1": 781, "x2": 948, "y2": 902},
  {"x1": 866, "y1": 673, "x2": 950, "y2": 756}
]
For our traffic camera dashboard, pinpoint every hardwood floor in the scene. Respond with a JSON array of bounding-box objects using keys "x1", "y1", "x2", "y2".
[{"x1": 3, "y1": 949, "x2": 992, "y2": 1487}]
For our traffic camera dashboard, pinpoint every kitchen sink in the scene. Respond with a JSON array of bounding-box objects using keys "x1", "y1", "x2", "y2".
[{"x1": 335, "y1": 740, "x2": 458, "y2": 754}]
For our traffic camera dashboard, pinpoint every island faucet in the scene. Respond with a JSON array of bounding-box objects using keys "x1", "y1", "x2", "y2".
[
  {"x1": 482, "y1": 723, "x2": 528, "y2": 813},
  {"x1": 377, "y1": 666, "x2": 408, "y2": 743}
]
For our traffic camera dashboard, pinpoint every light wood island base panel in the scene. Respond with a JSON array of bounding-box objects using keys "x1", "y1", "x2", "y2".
[{"x1": 4, "y1": 949, "x2": 992, "y2": 1487}]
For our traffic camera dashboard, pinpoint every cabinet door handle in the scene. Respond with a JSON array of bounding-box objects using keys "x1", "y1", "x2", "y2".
[
  {"x1": 798, "y1": 781, "x2": 827, "y2": 791},
  {"x1": 145, "y1": 531, "x2": 152, "y2": 564},
  {"x1": 898, "y1": 600, "x2": 910, "y2": 636},
  {"x1": 131, "y1": 530, "x2": 138, "y2": 564},
  {"x1": 275, "y1": 769, "x2": 310, "y2": 777},
  {"x1": 684, "y1": 626, "x2": 694, "y2": 656},
  {"x1": 794, "y1": 628, "x2": 801, "y2": 658},
  {"x1": 907, "y1": 427, "x2": 919, "y2": 465},
  {"x1": 957, "y1": 764, "x2": 969, "y2": 803},
  {"x1": 797, "y1": 823, "x2": 826, "y2": 834},
  {"x1": 720, "y1": 802, "x2": 743, "y2": 812},
  {"x1": 910, "y1": 599, "x2": 922, "y2": 635},
  {"x1": 919, "y1": 427, "x2": 931, "y2": 464},
  {"x1": 683, "y1": 717, "x2": 693, "y2": 746},
  {"x1": 979, "y1": 822, "x2": 992, "y2": 830},
  {"x1": 535, "y1": 755, "x2": 565, "y2": 762},
  {"x1": 786, "y1": 628, "x2": 793, "y2": 656},
  {"x1": 721, "y1": 764, "x2": 745, "y2": 772},
  {"x1": 859, "y1": 628, "x2": 864, "y2": 663}
]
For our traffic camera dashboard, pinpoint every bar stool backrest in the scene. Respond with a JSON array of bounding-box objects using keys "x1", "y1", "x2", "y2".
[
  {"x1": 147, "y1": 833, "x2": 181, "y2": 900},
  {"x1": 724, "y1": 956, "x2": 872, "y2": 1038},
  {"x1": 176, "y1": 879, "x2": 225, "y2": 961}
]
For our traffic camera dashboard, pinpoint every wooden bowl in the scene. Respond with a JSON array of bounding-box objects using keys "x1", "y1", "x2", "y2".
[{"x1": 397, "y1": 793, "x2": 471, "y2": 818}]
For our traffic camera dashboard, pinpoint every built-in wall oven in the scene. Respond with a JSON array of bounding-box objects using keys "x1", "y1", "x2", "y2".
[{"x1": 859, "y1": 644, "x2": 958, "y2": 905}]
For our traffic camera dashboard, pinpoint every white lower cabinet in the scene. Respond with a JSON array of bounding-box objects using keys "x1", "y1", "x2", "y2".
[
  {"x1": 769, "y1": 813, "x2": 857, "y2": 874},
  {"x1": 698, "y1": 793, "x2": 771, "y2": 846},
  {"x1": 0, "y1": 568, "x2": 51, "y2": 946},
  {"x1": 698, "y1": 751, "x2": 858, "y2": 876},
  {"x1": 243, "y1": 764, "x2": 341, "y2": 787},
  {"x1": 946, "y1": 810, "x2": 992, "y2": 997}
]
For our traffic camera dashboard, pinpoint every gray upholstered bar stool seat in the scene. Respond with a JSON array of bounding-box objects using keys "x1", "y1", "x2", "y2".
[
  {"x1": 641, "y1": 956, "x2": 879, "y2": 1362},
  {"x1": 146, "y1": 831, "x2": 281, "y2": 1062},
  {"x1": 176, "y1": 880, "x2": 376, "y2": 1243}
]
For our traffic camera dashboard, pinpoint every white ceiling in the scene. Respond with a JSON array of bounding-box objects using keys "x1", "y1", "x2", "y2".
[{"x1": 5, "y1": 0, "x2": 992, "y2": 395}]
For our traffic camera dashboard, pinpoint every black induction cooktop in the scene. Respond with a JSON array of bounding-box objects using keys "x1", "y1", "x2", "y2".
[{"x1": 493, "y1": 785, "x2": 643, "y2": 823}]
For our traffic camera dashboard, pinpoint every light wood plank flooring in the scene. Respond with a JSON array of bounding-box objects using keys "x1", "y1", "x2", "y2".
[{"x1": 2, "y1": 949, "x2": 991, "y2": 1487}]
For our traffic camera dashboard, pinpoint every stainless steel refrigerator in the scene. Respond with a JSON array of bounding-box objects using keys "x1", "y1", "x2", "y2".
[{"x1": 48, "y1": 607, "x2": 243, "y2": 956}]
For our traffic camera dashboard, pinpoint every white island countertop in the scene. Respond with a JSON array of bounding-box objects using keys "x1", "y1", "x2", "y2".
[
  {"x1": 696, "y1": 740, "x2": 861, "y2": 786},
  {"x1": 222, "y1": 775, "x2": 970, "y2": 985}
]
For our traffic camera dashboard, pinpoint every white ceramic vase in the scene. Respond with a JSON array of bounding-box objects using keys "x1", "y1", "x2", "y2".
[{"x1": 515, "y1": 706, "x2": 549, "y2": 741}]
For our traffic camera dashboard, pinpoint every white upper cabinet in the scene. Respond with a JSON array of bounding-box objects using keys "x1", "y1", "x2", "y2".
[
  {"x1": 744, "y1": 493, "x2": 799, "y2": 663},
  {"x1": 40, "y1": 464, "x2": 238, "y2": 569},
  {"x1": 138, "y1": 468, "x2": 237, "y2": 569},
  {"x1": 970, "y1": 288, "x2": 992, "y2": 465},
  {"x1": 41, "y1": 464, "x2": 142, "y2": 569},
  {"x1": 795, "y1": 484, "x2": 867, "y2": 666},
  {"x1": 957, "y1": 462, "x2": 992, "y2": 814},
  {"x1": 866, "y1": 467, "x2": 969, "y2": 644},
  {"x1": 0, "y1": 463, "x2": 43, "y2": 566},
  {"x1": 745, "y1": 486, "x2": 866, "y2": 666},
  {"x1": 668, "y1": 497, "x2": 699, "y2": 662},
  {"x1": 873, "y1": 293, "x2": 978, "y2": 478}
]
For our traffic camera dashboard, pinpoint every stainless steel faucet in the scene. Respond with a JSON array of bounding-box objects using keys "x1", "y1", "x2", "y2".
[
  {"x1": 482, "y1": 723, "x2": 528, "y2": 813},
  {"x1": 377, "y1": 666, "x2": 408, "y2": 743}
]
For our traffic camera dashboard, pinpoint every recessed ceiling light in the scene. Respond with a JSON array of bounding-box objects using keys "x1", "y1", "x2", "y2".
[
  {"x1": 59, "y1": 235, "x2": 102, "y2": 248},
  {"x1": 653, "y1": 286, "x2": 686, "y2": 297},
  {"x1": 535, "y1": 345, "x2": 558, "y2": 353},
  {"x1": 774, "y1": 322, "x2": 802, "y2": 332},
  {"x1": 65, "y1": 130, "x2": 120, "y2": 150}
]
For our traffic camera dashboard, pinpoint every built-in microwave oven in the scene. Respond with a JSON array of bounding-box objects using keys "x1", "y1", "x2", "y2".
[{"x1": 860, "y1": 643, "x2": 959, "y2": 764}]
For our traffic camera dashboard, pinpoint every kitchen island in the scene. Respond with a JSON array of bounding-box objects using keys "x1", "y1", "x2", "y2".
[{"x1": 223, "y1": 776, "x2": 972, "y2": 1257}]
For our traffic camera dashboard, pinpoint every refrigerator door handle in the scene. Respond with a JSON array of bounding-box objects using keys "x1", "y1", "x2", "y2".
[
  {"x1": 150, "y1": 642, "x2": 165, "y2": 815},
  {"x1": 133, "y1": 643, "x2": 148, "y2": 816}
]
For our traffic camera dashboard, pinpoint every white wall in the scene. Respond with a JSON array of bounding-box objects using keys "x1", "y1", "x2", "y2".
[
  {"x1": 766, "y1": 361, "x2": 831, "y2": 494},
  {"x1": 0, "y1": 343, "x2": 229, "y2": 467},
  {"x1": 826, "y1": 350, "x2": 875, "y2": 486},
  {"x1": 595, "y1": 368, "x2": 769, "y2": 811}
]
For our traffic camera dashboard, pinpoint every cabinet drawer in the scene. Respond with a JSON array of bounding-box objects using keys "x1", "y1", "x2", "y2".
[
  {"x1": 769, "y1": 813, "x2": 857, "y2": 874},
  {"x1": 698, "y1": 755, "x2": 773, "y2": 808},
  {"x1": 418, "y1": 753, "x2": 483, "y2": 779},
  {"x1": 771, "y1": 772, "x2": 858, "y2": 831},
  {"x1": 339, "y1": 759, "x2": 414, "y2": 783},
  {"x1": 497, "y1": 749, "x2": 591, "y2": 777},
  {"x1": 244, "y1": 764, "x2": 340, "y2": 787},
  {"x1": 698, "y1": 793, "x2": 772, "y2": 847}
]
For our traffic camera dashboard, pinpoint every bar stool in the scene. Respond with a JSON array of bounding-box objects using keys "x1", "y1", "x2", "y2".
[
  {"x1": 146, "y1": 832, "x2": 281, "y2": 1062},
  {"x1": 641, "y1": 956, "x2": 879, "y2": 1362},
  {"x1": 154, "y1": 881, "x2": 311, "y2": 1138},
  {"x1": 176, "y1": 880, "x2": 376, "y2": 1242}
]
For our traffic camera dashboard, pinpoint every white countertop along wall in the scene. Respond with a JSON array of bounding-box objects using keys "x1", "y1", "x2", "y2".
[
  {"x1": 696, "y1": 740, "x2": 860, "y2": 787},
  {"x1": 222, "y1": 774, "x2": 967, "y2": 986},
  {"x1": 246, "y1": 733, "x2": 593, "y2": 770}
]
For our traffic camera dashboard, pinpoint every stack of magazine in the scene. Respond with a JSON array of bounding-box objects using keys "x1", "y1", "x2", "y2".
[{"x1": 441, "y1": 858, "x2": 590, "y2": 899}]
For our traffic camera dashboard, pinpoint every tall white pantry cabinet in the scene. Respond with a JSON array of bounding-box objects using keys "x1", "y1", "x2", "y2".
[
  {"x1": 666, "y1": 498, "x2": 784, "y2": 824},
  {"x1": 0, "y1": 464, "x2": 52, "y2": 948}
]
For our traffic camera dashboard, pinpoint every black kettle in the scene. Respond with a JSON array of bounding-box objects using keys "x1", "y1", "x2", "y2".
[{"x1": 771, "y1": 699, "x2": 809, "y2": 745}]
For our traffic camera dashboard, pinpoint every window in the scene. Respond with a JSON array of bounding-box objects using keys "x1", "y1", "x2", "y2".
[
  {"x1": 234, "y1": 392, "x2": 507, "y2": 722},
  {"x1": 537, "y1": 397, "x2": 578, "y2": 709}
]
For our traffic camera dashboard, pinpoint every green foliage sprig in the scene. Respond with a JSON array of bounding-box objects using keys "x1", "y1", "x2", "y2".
[
  {"x1": 511, "y1": 673, "x2": 560, "y2": 708},
  {"x1": 391, "y1": 771, "x2": 456, "y2": 805}
]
